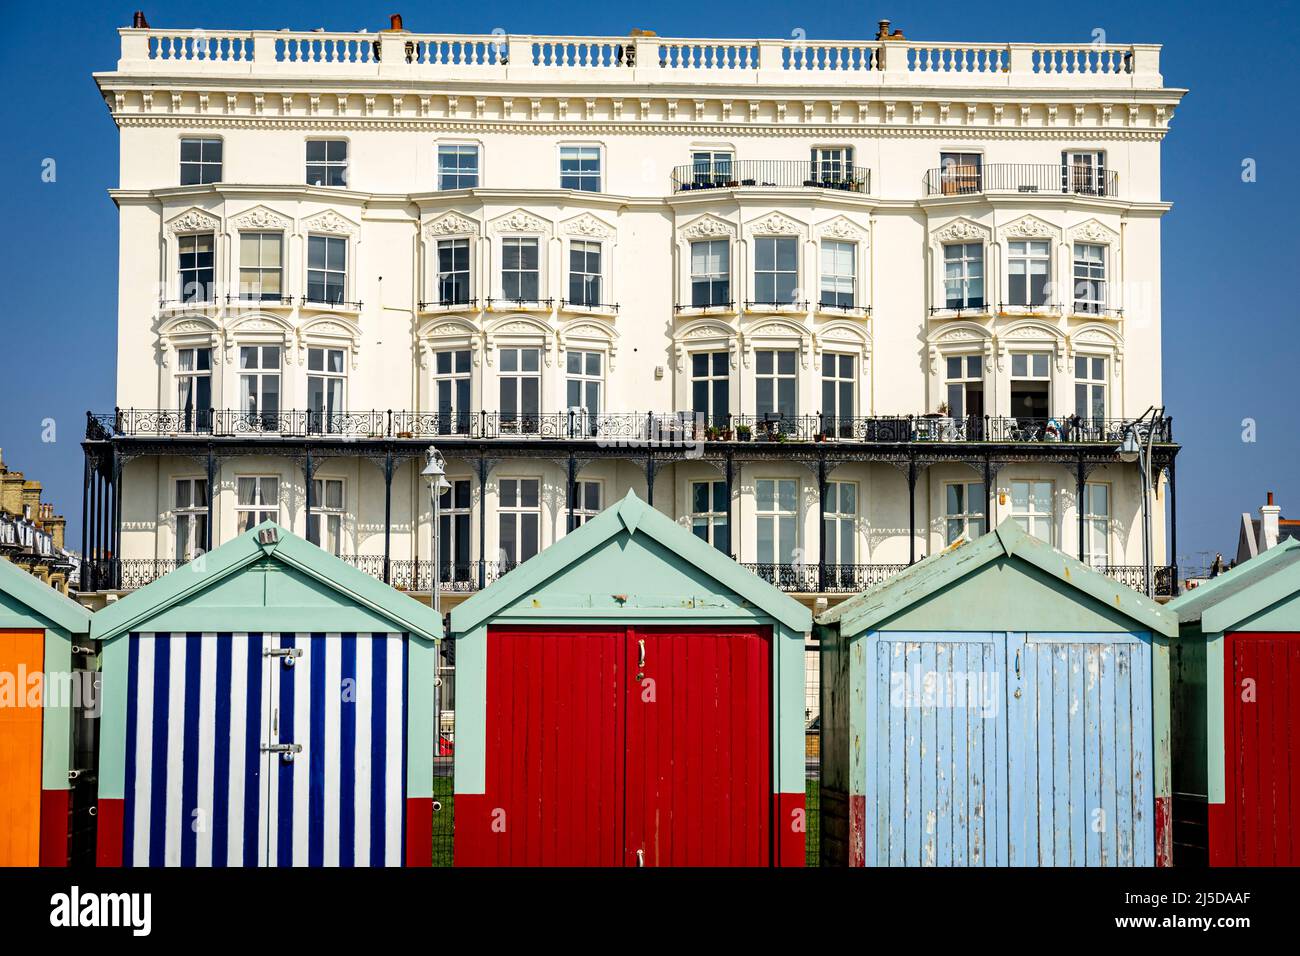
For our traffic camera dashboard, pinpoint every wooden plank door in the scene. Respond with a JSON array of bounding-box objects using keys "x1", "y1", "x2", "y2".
[
  {"x1": 863, "y1": 633, "x2": 1008, "y2": 866},
  {"x1": 471, "y1": 626, "x2": 626, "y2": 866},
  {"x1": 1007, "y1": 633, "x2": 1154, "y2": 866},
  {"x1": 624, "y1": 627, "x2": 772, "y2": 866},
  {"x1": 0, "y1": 630, "x2": 44, "y2": 866},
  {"x1": 1224, "y1": 632, "x2": 1299, "y2": 866},
  {"x1": 264, "y1": 632, "x2": 408, "y2": 867}
]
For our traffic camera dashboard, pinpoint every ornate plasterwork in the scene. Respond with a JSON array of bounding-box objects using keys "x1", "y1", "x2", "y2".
[
  {"x1": 301, "y1": 209, "x2": 359, "y2": 236},
  {"x1": 745, "y1": 211, "x2": 805, "y2": 238},
  {"x1": 559, "y1": 320, "x2": 619, "y2": 370},
  {"x1": 157, "y1": 313, "x2": 221, "y2": 368},
  {"x1": 671, "y1": 320, "x2": 737, "y2": 373},
  {"x1": 678, "y1": 214, "x2": 736, "y2": 241},
  {"x1": 994, "y1": 320, "x2": 1066, "y2": 372},
  {"x1": 742, "y1": 318, "x2": 812, "y2": 368},
  {"x1": 925, "y1": 322, "x2": 993, "y2": 374},
  {"x1": 560, "y1": 213, "x2": 615, "y2": 241},
  {"x1": 930, "y1": 216, "x2": 991, "y2": 245},
  {"x1": 164, "y1": 207, "x2": 221, "y2": 236},
  {"x1": 483, "y1": 314, "x2": 555, "y2": 366},
  {"x1": 1069, "y1": 323, "x2": 1124, "y2": 374},
  {"x1": 298, "y1": 314, "x2": 362, "y2": 369},
  {"x1": 223, "y1": 312, "x2": 295, "y2": 365},
  {"x1": 489, "y1": 208, "x2": 550, "y2": 235},
  {"x1": 999, "y1": 214, "x2": 1061, "y2": 242},
  {"x1": 816, "y1": 216, "x2": 868, "y2": 242},
  {"x1": 423, "y1": 211, "x2": 479, "y2": 237},
  {"x1": 814, "y1": 323, "x2": 872, "y2": 371},
  {"x1": 1067, "y1": 218, "x2": 1119, "y2": 245},
  {"x1": 230, "y1": 204, "x2": 293, "y2": 232},
  {"x1": 417, "y1": 317, "x2": 482, "y2": 368}
]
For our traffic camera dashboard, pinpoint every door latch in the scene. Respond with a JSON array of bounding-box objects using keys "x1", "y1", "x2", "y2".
[
  {"x1": 636, "y1": 848, "x2": 645, "y2": 868},
  {"x1": 265, "y1": 647, "x2": 303, "y2": 668},
  {"x1": 637, "y1": 639, "x2": 646, "y2": 681},
  {"x1": 262, "y1": 742, "x2": 303, "y2": 763}
]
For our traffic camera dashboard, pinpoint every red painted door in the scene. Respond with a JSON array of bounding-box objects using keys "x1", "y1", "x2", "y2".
[
  {"x1": 1224, "y1": 632, "x2": 1300, "y2": 865},
  {"x1": 464, "y1": 625, "x2": 772, "y2": 866},
  {"x1": 625, "y1": 627, "x2": 772, "y2": 866}
]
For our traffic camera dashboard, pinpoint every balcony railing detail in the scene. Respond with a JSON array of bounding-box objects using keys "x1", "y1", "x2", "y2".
[
  {"x1": 117, "y1": 30, "x2": 1161, "y2": 90},
  {"x1": 923, "y1": 163, "x2": 1120, "y2": 198},
  {"x1": 92, "y1": 554, "x2": 1174, "y2": 597},
  {"x1": 671, "y1": 160, "x2": 869, "y2": 194},
  {"x1": 87, "y1": 409, "x2": 1174, "y2": 446}
]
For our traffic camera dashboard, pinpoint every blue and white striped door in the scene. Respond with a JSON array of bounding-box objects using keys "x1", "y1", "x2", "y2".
[{"x1": 121, "y1": 632, "x2": 408, "y2": 866}]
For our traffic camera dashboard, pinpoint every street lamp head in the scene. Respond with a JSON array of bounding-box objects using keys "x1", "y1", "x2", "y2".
[
  {"x1": 1117, "y1": 429, "x2": 1141, "y2": 463},
  {"x1": 421, "y1": 446, "x2": 450, "y2": 492}
]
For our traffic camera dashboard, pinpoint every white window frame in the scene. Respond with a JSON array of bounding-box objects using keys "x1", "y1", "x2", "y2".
[
  {"x1": 558, "y1": 143, "x2": 603, "y2": 192},
  {"x1": 752, "y1": 235, "x2": 800, "y2": 307},
  {"x1": 755, "y1": 348, "x2": 798, "y2": 420},
  {"x1": 810, "y1": 145, "x2": 855, "y2": 185},
  {"x1": 690, "y1": 350, "x2": 731, "y2": 427},
  {"x1": 570, "y1": 479, "x2": 604, "y2": 529},
  {"x1": 824, "y1": 481, "x2": 858, "y2": 565},
  {"x1": 942, "y1": 242, "x2": 985, "y2": 311},
  {"x1": 755, "y1": 477, "x2": 799, "y2": 565},
  {"x1": 565, "y1": 349, "x2": 603, "y2": 419},
  {"x1": 689, "y1": 148, "x2": 734, "y2": 186},
  {"x1": 235, "y1": 475, "x2": 280, "y2": 533},
  {"x1": 1075, "y1": 354, "x2": 1108, "y2": 422},
  {"x1": 306, "y1": 233, "x2": 349, "y2": 306},
  {"x1": 497, "y1": 477, "x2": 541, "y2": 567},
  {"x1": 1010, "y1": 479, "x2": 1055, "y2": 544},
  {"x1": 1063, "y1": 150, "x2": 1108, "y2": 196},
  {"x1": 820, "y1": 352, "x2": 856, "y2": 432},
  {"x1": 1082, "y1": 481, "x2": 1111, "y2": 569},
  {"x1": 944, "y1": 481, "x2": 986, "y2": 545},
  {"x1": 437, "y1": 143, "x2": 480, "y2": 190},
  {"x1": 690, "y1": 479, "x2": 730, "y2": 553},
  {"x1": 433, "y1": 348, "x2": 473, "y2": 434},
  {"x1": 500, "y1": 236, "x2": 543, "y2": 304},
  {"x1": 176, "y1": 347, "x2": 212, "y2": 426},
  {"x1": 236, "y1": 231, "x2": 285, "y2": 303},
  {"x1": 180, "y1": 136, "x2": 223, "y2": 185},
  {"x1": 498, "y1": 346, "x2": 543, "y2": 432},
  {"x1": 174, "y1": 477, "x2": 209, "y2": 561},
  {"x1": 306, "y1": 347, "x2": 346, "y2": 433},
  {"x1": 819, "y1": 240, "x2": 857, "y2": 310},
  {"x1": 238, "y1": 345, "x2": 282, "y2": 423},
  {"x1": 944, "y1": 354, "x2": 984, "y2": 420},
  {"x1": 177, "y1": 231, "x2": 216, "y2": 304},
  {"x1": 566, "y1": 240, "x2": 603, "y2": 308},
  {"x1": 1072, "y1": 242, "x2": 1107, "y2": 314},
  {"x1": 1007, "y1": 239, "x2": 1053, "y2": 308},
  {"x1": 689, "y1": 239, "x2": 731, "y2": 309},
  {"x1": 305, "y1": 139, "x2": 349, "y2": 187},
  {"x1": 308, "y1": 477, "x2": 346, "y2": 556},
  {"x1": 435, "y1": 237, "x2": 473, "y2": 306},
  {"x1": 439, "y1": 478, "x2": 474, "y2": 582}
]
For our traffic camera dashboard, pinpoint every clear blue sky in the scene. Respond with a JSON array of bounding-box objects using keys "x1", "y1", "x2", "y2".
[{"x1": 0, "y1": 0, "x2": 1295, "y2": 569}]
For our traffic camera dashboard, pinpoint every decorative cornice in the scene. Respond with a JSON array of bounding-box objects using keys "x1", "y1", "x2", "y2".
[
  {"x1": 229, "y1": 204, "x2": 293, "y2": 231},
  {"x1": 560, "y1": 212, "x2": 615, "y2": 240},
  {"x1": 164, "y1": 207, "x2": 221, "y2": 235},
  {"x1": 679, "y1": 214, "x2": 736, "y2": 240},
  {"x1": 423, "y1": 211, "x2": 479, "y2": 237},
  {"x1": 745, "y1": 211, "x2": 805, "y2": 237},
  {"x1": 489, "y1": 208, "x2": 550, "y2": 234},
  {"x1": 931, "y1": 216, "x2": 992, "y2": 245},
  {"x1": 301, "y1": 208, "x2": 359, "y2": 235},
  {"x1": 1067, "y1": 217, "x2": 1120, "y2": 244},
  {"x1": 999, "y1": 213, "x2": 1061, "y2": 241},
  {"x1": 816, "y1": 215, "x2": 869, "y2": 242}
]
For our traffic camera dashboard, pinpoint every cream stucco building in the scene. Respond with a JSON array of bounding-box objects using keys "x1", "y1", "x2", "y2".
[{"x1": 82, "y1": 18, "x2": 1185, "y2": 617}]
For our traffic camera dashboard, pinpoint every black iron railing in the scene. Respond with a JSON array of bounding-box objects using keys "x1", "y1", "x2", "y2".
[
  {"x1": 743, "y1": 562, "x2": 911, "y2": 593},
  {"x1": 1099, "y1": 564, "x2": 1176, "y2": 597},
  {"x1": 418, "y1": 297, "x2": 478, "y2": 310},
  {"x1": 671, "y1": 160, "x2": 870, "y2": 194},
  {"x1": 87, "y1": 409, "x2": 1174, "y2": 446},
  {"x1": 923, "y1": 162, "x2": 1119, "y2": 198}
]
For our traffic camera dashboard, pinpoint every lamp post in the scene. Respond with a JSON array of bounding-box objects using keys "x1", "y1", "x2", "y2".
[
  {"x1": 1116, "y1": 406, "x2": 1162, "y2": 598},
  {"x1": 421, "y1": 446, "x2": 450, "y2": 733}
]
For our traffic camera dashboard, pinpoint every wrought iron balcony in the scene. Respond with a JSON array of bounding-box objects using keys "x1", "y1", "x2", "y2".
[
  {"x1": 1098, "y1": 563, "x2": 1176, "y2": 597},
  {"x1": 922, "y1": 162, "x2": 1119, "y2": 198},
  {"x1": 87, "y1": 409, "x2": 1174, "y2": 446},
  {"x1": 742, "y1": 562, "x2": 910, "y2": 593},
  {"x1": 671, "y1": 160, "x2": 870, "y2": 194}
]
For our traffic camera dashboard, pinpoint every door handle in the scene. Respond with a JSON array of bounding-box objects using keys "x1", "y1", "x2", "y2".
[
  {"x1": 638, "y1": 639, "x2": 646, "y2": 667},
  {"x1": 1014, "y1": 647, "x2": 1021, "y2": 679},
  {"x1": 636, "y1": 848, "x2": 645, "y2": 868}
]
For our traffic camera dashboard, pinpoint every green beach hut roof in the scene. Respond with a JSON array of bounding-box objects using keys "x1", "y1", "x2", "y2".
[
  {"x1": 0, "y1": 556, "x2": 92, "y2": 634},
  {"x1": 90, "y1": 521, "x2": 440, "y2": 643},
  {"x1": 1167, "y1": 536, "x2": 1300, "y2": 632},
  {"x1": 817, "y1": 519, "x2": 1178, "y2": 638},
  {"x1": 450, "y1": 490, "x2": 812, "y2": 633}
]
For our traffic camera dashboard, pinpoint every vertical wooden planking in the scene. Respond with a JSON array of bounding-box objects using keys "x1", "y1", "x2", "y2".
[
  {"x1": 920, "y1": 642, "x2": 938, "y2": 866},
  {"x1": 951, "y1": 641, "x2": 969, "y2": 867},
  {"x1": 935, "y1": 643, "x2": 953, "y2": 867},
  {"x1": 1131, "y1": 640, "x2": 1156, "y2": 866},
  {"x1": 0, "y1": 630, "x2": 45, "y2": 866},
  {"x1": 887, "y1": 641, "x2": 905, "y2": 867},
  {"x1": 1083, "y1": 645, "x2": 1103, "y2": 866},
  {"x1": 1098, "y1": 644, "x2": 1117, "y2": 867},
  {"x1": 989, "y1": 639, "x2": 1008, "y2": 867}
]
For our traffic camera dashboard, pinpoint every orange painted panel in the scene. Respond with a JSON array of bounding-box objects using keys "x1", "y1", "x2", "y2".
[{"x1": 0, "y1": 629, "x2": 44, "y2": 866}]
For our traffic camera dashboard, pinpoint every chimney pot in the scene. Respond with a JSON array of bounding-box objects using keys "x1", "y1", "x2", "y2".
[
  {"x1": 1268, "y1": 491, "x2": 1275, "y2": 506},
  {"x1": 389, "y1": 13, "x2": 404, "y2": 31},
  {"x1": 132, "y1": 10, "x2": 150, "y2": 29}
]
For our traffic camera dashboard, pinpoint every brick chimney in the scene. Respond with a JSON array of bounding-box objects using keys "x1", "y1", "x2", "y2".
[{"x1": 1259, "y1": 491, "x2": 1282, "y2": 552}]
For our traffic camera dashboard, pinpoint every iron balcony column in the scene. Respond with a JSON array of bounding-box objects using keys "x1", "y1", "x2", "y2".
[
  {"x1": 817, "y1": 455, "x2": 827, "y2": 593},
  {"x1": 477, "y1": 456, "x2": 488, "y2": 591},
  {"x1": 205, "y1": 445, "x2": 215, "y2": 552},
  {"x1": 645, "y1": 452, "x2": 656, "y2": 506},
  {"x1": 1076, "y1": 455, "x2": 1087, "y2": 563},
  {"x1": 304, "y1": 448, "x2": 313, "y2": 543},
  {"x1": 725, "y1": 453, "x2": 735, "y2": 557},
  {"x1": 383, "y1": 446, "x2": 393, "y2": 584},
  {"x1": 567, "y1": 453, "x2": 577, "y2": 533},
  {"x1": 80, "y1": 450, "x2": 90, "y2": 591},
  {"x1": 112, "y1": 448, "x2": 123, "y2": 589},
  {"x1": 1169, "y1": 454, "x2": 1179, "y2": 596},
  {"x1": 907, "y1": 454, "x2": 917, "y2": 565},
  {"x1": 983, "y1": 456, "x2": 992, "y2": 536}
]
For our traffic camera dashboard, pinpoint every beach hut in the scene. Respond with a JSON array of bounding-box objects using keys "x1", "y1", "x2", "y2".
[
  {"x1": 449, "y1": 491, "x2": 811, "y2": 866},
  {"x1": 0, "y1": 557, "x2": 92, "y2": 865},
  {"x1": 817, "y1": 520, "x2": 1178, "y2": 867},
  {"x1": 91, "y1": 522, "x2": 441, "y2": 867},
  {"x1": 1169, "y1": 537, "x2": 1300, "y2": 866}
]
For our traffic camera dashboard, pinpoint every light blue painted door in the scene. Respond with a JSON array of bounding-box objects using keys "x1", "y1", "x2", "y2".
[
  {"x1": 1006, "y1": 633, "x2": 1154, "y2": 866},
  {"x1": 862, "y1": 630, "x2": 1154, "y2": 867},
  {"x1": 863, "y1": 633, "x2": 1009, "y2": 866}
]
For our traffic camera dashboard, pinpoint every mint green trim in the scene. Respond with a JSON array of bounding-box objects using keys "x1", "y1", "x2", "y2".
[
  {"x1": 0, "y1": 558, "x2": 92, "y2": 635},
  {"x1": 40, "y1": 627, "x2": 73, "y2": 792},
  {"x1": 453, "y1": 624, "x2": 487, "y2": 795},
  {"x1": 406, "y1": 636, "x2": 436, "y2": 800},
  {"x1": 1168, "y1": 537, "x2": 1300, "y2": 628},
  {"x1": 97, "y1": 636, "x2": 129, "y2": 800},
  {"x1": 450, "y1": 491, "x2": 811, "y2": 634},
  {"x1": 1206, "y1": 629, "x2": 1225, "y2": 804},
  {"x1": 775, "y1": 622, "x2": 805, "y2": 794},
  {"x1": 819, "y1": 519, "x2": 1177, "y2": 639},
  {"x1": 1151, "y1": 636, "x2": 1172, "y2": 801},
  {"x1": 91, "y1": 522, "x2": 441, "y2": 644}
]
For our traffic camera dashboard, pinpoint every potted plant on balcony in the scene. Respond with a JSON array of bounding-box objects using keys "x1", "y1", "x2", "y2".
[{"x1": 736, "y1": 423, "x2": 752, "y2": 442}]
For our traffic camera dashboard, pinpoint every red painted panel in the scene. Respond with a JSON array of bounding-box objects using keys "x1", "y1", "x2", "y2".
[
  {"x1": 1223, "y1": 632, "x2": 1300, "y2": 866},
  {"x1": 849, "y1": 794, "x2": 867, "y2": 867},
  {"x1": 405, "y1": 797, "x2": 432, "y2": 867},
  {"x1": 624, "y1": 627, "x2": 772, "y2": 866},
  {"x1": 775, "y1": 791, "x2": 806, "y2": 866},
  {"x1": 456, "y1": 626, "x2": 625, "y2": 866},
  {"x1": 39, "y1": 789, "x2": 69, "y2": 867},
  {"x1": 95, "y1": 798, "x2": 124, "y2": 867},
  {"x1": 1154, "y1": 796, "x2": 1172, "y2": 868},
  {"x1": 1207, "y1": 801, "x2": 1232, "y2": 866}
]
